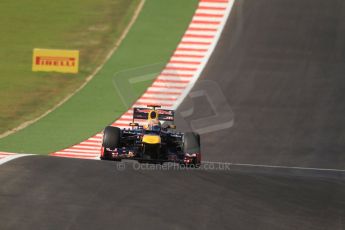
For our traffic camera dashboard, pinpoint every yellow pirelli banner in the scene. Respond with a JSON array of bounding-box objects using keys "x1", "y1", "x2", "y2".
[{"x1": 32, "y1": 48, "x2": 79, "y2": 74}]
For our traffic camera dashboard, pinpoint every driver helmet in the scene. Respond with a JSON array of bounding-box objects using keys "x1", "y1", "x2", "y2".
[{"x1": 147, "y1": 119, "x2": 161, "y2": 132}]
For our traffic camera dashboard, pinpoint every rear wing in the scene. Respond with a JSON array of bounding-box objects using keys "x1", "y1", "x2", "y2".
[{"x1": 133, "y1": 107, "x2": 174, "y2": 121}]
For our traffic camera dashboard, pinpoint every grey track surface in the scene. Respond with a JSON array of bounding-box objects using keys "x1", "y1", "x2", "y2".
[
  {"x1": 1, "y1": 0, "x2": 345, "y2": 229},
  {"x1": 0, "y1": 156, "x2": 344, "y2": 230},
  {"x1": 176, "y1": 0, "x2": 345, "y2": 170}
]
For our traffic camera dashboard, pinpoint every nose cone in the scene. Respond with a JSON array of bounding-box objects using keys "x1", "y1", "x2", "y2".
[{"x1": 142, "y1": 135, "x2": 161, "y2": 144}]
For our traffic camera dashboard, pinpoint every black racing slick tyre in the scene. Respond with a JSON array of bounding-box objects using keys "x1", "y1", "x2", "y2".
[
  {"x1": 183, "y1": 132, "x2": 200, "y2": 153},
  {"x1": 182, "y1": 132, "x2": 201, "y2": 167},
  {"x1": 102, "y1": 126, "x2": 121, "y2": 150}
]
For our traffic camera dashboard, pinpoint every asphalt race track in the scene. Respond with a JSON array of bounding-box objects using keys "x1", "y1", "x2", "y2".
[
  {"x1": 1, "y1": 0, "x2": 345, "y2": 229},
  {"x1": 0, "y1": 156, "x2": 344, "y2": 230},
  {"x1": 176, "y1": 0, "x2": 345, "y2": 170}
]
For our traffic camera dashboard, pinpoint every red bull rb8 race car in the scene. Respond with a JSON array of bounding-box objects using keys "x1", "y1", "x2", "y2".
[{"x1": 100, "y1": 105, "x2": 201, "y2": 167}]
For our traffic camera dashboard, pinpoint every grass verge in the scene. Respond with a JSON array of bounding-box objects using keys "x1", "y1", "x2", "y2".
[{"x1": 0, "y1": 0, "x2": 141, "y2": 134}]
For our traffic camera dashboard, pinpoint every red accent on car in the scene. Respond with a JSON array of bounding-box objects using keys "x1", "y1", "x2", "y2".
[{"x1": 101, "y1": 147, "x2": 105, "y2": 157}]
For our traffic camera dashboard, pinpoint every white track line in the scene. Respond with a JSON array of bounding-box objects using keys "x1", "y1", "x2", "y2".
[
  {"x1": 202, "y1": 161, "x2": 345, "y2": 173},
  {"x1": 0, "y1": 154, "x2": 34, "y2": 166},
  {"x1": 172, "y1": 0, "x2": 235, "y2": 110}
]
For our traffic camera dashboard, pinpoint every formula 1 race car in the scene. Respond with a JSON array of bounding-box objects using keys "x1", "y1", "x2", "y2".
[{"x1": 100, "y1": 105, "x2": 201, "y2": 167}]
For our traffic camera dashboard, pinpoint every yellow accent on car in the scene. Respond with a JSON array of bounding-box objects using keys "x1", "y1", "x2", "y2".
[
  {"x1": 142, "y1": 135, "x2": 161, "y2": 144},
  {"x1": 148, "y1": 110, "x2": 159, "y2": 120}
]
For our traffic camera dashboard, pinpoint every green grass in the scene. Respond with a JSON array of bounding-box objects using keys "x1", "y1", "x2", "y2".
[
  {"x1": 0, "y1": 0, "x2": 199, "y2": 154},
  {"x1": 0, "y1": 0, "x2": 141, "y2": 134}
]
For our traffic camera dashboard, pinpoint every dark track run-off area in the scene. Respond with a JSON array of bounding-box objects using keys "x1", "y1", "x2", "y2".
[{"x1": 1, "y1": 0, "x2": 345, "y2": 229}]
